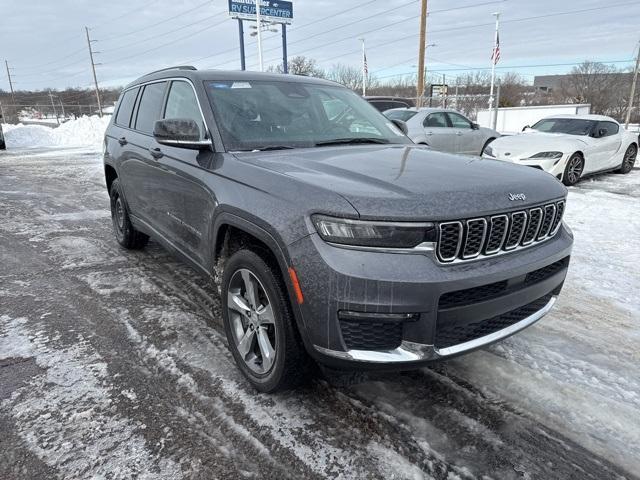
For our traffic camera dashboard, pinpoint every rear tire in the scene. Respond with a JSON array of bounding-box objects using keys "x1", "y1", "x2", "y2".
[
  {"x1": 221, "y1": 248, "x2": 308, "y2": 392},
  {"x1": 617, "y1": 144, "x2": 637, "y2": 174},
  {"x1": 562, "y1": 153, "x2": 584, "y2": 186},
  {"x1": 109, "y1": 178, "x2": 149, "y2": 249}
]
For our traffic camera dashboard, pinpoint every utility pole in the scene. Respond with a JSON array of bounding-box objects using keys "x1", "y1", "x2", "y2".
[
  {"x1": 415, "y1": 0, "x2": 428, "y2": 108},
  {"x1": 255, "y1": 0, "x2": 264, "y2": 71},
  {"x1": 58, "y1": 98, "x2": 66, "y2": 119},
  {"x1": 624, "y1": 40, "x2": 640, "y2": 128},
  {"x1": 85, "y1": 26, "x2": 103, "y2": 117},
  {"x1": 5, "y1": 60, "x2": 16, "y2": 121},
  {"x1": 360, "y1": 38, "x2": 367, "y2": 96},
  {"x1": 48, "y1": 91, "x2": 60, "y2": 126},
  {"x1": 488, "y1": 12, "x2": 500, "y2": 128}
]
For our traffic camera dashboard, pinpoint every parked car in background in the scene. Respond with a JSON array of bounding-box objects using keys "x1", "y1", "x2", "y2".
[
  {"x1": 364, "y1": 96, "x2": 414, "y2": 112},
  {"x1": 384, "y1": 107, "x2": 499, "y2": 156},
  {"x1": 482, "y1": 114, "x2": 638, "y2": 186},
  {"x1": 104, "y1": 67, "x2": 572, "y2": 393}
]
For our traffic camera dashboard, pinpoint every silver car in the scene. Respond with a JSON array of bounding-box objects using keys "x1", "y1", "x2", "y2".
[{"x1": 384, "y1": 107, "x2": 499, "y2": 156}]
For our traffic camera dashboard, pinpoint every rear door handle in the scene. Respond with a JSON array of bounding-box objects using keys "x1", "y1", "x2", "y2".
[
  {"x1": 118, "y1": 137, "x2": 127, "y2": 146},
  {"x1": 149, "y1": 147, "x2": 164, "y2": 159}
]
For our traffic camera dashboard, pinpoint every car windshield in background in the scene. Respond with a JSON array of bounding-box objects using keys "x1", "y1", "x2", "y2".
[
  {"x1": 531, "y1": 118, "x2": 596, "y2": 136},
  {"x1": 204, "y1": 80, "x2": 411, "y2": 151},
  {"x1": 384, "y1": 109, "x2": 418, "y2": 122}
]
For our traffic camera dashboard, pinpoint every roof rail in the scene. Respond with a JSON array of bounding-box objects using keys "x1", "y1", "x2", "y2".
[{"x1": 145, "y1": 65, "x2": 197, "y2": 75}]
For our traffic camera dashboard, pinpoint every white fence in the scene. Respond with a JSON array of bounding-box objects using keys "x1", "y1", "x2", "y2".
[{"x1": 477, "y1": 104, "x2": 592, "y2": 134}]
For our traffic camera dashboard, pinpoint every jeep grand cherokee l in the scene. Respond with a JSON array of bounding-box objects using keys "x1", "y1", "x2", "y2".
[{"x1": 103, "y1": 67, "x2": 573, "y2": 392}]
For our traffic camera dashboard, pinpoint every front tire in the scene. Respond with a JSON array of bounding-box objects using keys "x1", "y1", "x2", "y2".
[
  {"x1": 221, "y1": 248, "x2": 307, "y2": 392},
  {"x1": 617, "y1": 144, "x2": 637, "y2": 174},
  {"x1": 562, "y1": 153, "x2": 584, "y2": 186},
  {"x1": 109, "y1": 178, "x2": 149, "y2": 249}
]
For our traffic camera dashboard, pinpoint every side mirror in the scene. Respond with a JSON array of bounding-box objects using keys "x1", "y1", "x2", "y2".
[
  {"x1": 153, "y1": 118, "x2": 212, "y2": 150},
  {"x1": 471, "y1": 122, "x2": 480, "y2": 130},
  {"x1": 391, "y1": 119, "x2": 409, "y2": 135}
]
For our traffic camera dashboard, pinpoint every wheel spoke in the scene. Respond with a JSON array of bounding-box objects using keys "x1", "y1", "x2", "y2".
[
  {"x1": 241, "y1": 270, "x2": 259, "y2": 308},
  {"x1": 237, "y1": 327, "x2": 256, "y2": 358},
  {"x1": 257, "y1": 328, "x2": 275, "y2": 371},
  {"x1": 228, "y1": 290, "x2": 251, "y2": 314},
  {"x1": 257, "y1": 303, "x2": 275, "y2": 325}
]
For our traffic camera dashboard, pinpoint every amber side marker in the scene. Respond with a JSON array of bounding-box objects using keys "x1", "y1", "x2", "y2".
[{"x1": 288, "y1": 267, "x2": 304, "y2": 304}]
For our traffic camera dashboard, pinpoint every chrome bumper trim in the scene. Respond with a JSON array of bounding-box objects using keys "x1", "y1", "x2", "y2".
[{"x1": 313, "y1": 296, "x2": 557, "y2": 363}]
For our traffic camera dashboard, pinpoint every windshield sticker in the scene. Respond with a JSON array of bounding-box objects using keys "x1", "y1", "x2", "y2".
[{"x1": 231, "y1": 82, "x2": 252, "y2": 89}]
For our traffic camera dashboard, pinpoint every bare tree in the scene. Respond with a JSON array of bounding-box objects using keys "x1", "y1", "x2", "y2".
[
  {"x1": 268, "y1": 56, "x2": 325, "y2": 77},
  {"x1": 325, "y1": 63, "x2": 378, "y2": 92}
]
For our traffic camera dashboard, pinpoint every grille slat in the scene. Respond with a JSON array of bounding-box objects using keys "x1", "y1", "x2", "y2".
[{"x1": 436, "y1": 200, "x2": 566, "y2": 263}]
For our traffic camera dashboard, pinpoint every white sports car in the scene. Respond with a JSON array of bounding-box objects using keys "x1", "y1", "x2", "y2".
[{"x1": 482, "y1": 114, "x2": 638, "y2": 185}]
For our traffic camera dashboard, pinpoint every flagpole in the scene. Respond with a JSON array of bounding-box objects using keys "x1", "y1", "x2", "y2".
[
  {"x1": 488, "y1": 12, "x2": 500, "y2": 127},
  {"x1": 361, "y1": 38, "x2": 367, "y2": 96}
]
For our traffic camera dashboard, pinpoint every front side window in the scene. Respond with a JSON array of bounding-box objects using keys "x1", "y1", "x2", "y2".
[
  {"x1": 423, "y1": 112, "x2": 449, "y2": 128},
  {"x1": 531, "y1": 118, "x2": 596, "y2": 136},
  {"x1": 164, "y1": 81, "x2": 205, "y2": 139},
  {"x1": 596, "y1": 121, "x2": 619, "y2": 137},
  {"x1": 134, "y1": 81, "x2": 167, "y2": 134},
  {"x1": 115, "y1": 87, "x2": 139, "y2": 127},
  {"x1": 204, "y1": 80, "x2": 411, "y2": 151},
  {"x1": 447, "y1": 112, "x2": 472, "y2": 129}
]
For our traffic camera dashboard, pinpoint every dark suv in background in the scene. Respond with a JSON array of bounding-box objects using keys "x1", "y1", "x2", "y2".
[{"x1": 104, "y1": 67, "x2": 573, "y2": 392}]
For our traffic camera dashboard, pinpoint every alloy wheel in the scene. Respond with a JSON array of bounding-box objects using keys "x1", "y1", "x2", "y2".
[
  {"x1": 114, "y1": 197, "x2": 125, "y2": 232},
  {"x1": 567, "y1": 156, "x2": 583, "y2": 184},
  {"x1": 624, "y1": 145, "x2": 637, "y2": 170},
  {"x1": 227, "y1": 268, "x2": 277, "y2": 374}
]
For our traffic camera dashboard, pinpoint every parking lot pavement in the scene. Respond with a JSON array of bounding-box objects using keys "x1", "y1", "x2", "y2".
[{"x1": 1, "y1": 147, "x2": 638, "y2": 480}]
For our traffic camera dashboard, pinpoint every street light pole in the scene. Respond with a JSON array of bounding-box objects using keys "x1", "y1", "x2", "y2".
[{"x1": 255, "y1": 0, "x2": 264, "y2": 71}]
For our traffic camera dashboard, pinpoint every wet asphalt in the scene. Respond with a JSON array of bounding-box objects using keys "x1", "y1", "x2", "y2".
[{"x1": 0, "y1": 147, "x2": 638, "y2": 480}]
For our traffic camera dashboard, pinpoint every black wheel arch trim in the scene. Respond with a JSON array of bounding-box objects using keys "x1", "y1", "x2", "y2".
[{"x1": 211, "y1": 208, "x2": 312, "y2": 347}]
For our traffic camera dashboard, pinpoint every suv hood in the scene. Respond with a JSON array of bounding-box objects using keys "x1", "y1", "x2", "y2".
[{"x1": 235, "y1": 145, "x2": 567, "y2": 220}]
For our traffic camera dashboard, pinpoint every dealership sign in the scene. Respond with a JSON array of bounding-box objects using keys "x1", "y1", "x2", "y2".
[{"x1": 228, "y1": 0, "x2": 294, "y2": 24}]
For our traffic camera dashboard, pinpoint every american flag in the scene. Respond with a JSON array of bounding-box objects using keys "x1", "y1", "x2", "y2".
[
  {"x1": 491, "y1": 32, "x2": 501, "y2": 64},
  {"x1": 363, "y1": 51, "x2": 368, "y2": 77}
]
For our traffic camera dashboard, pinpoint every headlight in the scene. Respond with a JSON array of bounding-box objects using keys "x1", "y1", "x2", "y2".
[
  {"x1": 483, "y1": 145, "x2": 495, "y2": 157},
  {"x1": 312, "y1": 215, "x2": 434, "y2": 248},
  {"x1": 525, "y1": 151, "x2": 563, "y2": 160}
]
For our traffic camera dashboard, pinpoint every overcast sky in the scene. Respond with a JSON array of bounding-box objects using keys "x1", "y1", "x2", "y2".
[{"x1": 1, "y1": 0, "x2": 639, "y2": 91}]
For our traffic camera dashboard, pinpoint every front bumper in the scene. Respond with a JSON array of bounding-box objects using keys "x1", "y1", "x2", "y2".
[
  {"x1": 288, "y1": 225, "x2": 573, "y2": 369},
  {"x1": 482, "y1": 153, "x2": 567, "y2": 180}
]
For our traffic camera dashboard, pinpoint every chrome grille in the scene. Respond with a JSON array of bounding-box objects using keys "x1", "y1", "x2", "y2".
[{"x1": 435, "y1": 200, "x2": 566, "y2": 264}]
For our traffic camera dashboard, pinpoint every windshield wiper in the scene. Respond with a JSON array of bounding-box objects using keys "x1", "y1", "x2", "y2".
[
  {"x1": 253, "y1": 145, "x2": 297, "y2": 151},
  {"x1": 315, "y1": 137, "x2": 390, "y2": 146}
]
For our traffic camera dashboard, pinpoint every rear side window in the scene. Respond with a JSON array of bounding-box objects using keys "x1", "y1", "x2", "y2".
[
  {"x1": 134, "y1": 82, "x2": 167, "y2": 134},
  {"x1": 424, "y1": 112, "x2": 449, "y2": 128},
  {"x1": 115, "y1": 87, "x2": 139, "y2": 127},
  {"x1": 164, "y1": 81, "x2": 205, "y2": 139}
]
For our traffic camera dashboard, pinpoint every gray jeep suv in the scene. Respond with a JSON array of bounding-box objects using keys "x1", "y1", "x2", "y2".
[{"x1": 104, "y1": 67, "x2": 573, "y2": 392}]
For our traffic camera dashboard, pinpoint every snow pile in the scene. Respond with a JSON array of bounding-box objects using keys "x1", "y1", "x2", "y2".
[{"x1": 2, "y1": 115, "x2": 110, "y2": 148}]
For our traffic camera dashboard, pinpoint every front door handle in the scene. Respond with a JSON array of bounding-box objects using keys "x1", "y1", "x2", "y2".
[
  {"x1": 425, "y1": 131, "x2": 433, "y2": 136},
  {"x1": 118, "y1": 137, "x2": 127, "y2": 146},
  {"x1": 149, "y1": 147, "x2": 164, "y2": 159}
]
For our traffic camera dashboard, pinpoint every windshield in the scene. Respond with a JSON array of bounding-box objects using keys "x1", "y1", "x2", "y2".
[
  {"x1": 531, "y1": 118, "x2": 596, "y2": 136},
  {"x1": 384, "y1": 109, "x2": 418, "y2": 122},
  {"x1": 204, "y1": 79, "x2": 411, "y2": 151}
]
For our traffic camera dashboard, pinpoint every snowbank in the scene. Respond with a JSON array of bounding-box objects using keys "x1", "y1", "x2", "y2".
[{"x1": 2, "y1": 115, "x2": 110, "y2": 148}]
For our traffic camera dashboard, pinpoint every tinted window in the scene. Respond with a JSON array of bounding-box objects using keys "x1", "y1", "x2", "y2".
[
  {"x1": 164, "y1": 81, "x2": 205, "y2": 139},
  {"x1": 115, "y1": 87, "x2": 139, "y2": 127},
  {"x1": 447, "y1": 112, "x2": 472, "y2": 129},
  {"x1": 385, "y1": 110, "x2": 418, "y2": 122},
  {"x1": 531, "y1": 118, "x2": 595, "y2": 136},
  {"x1": 424, "y1": 112, "x2": 448, "y2": 128},
  {"x1": 596, "y1": 121, "x2": 619, "y2": 137},
  {"x1": 134, "y1": 82, "x2": 167, "y2": 134}
]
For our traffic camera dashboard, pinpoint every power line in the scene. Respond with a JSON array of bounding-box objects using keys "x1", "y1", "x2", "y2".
[{"x1": 92, "y1": 0, "x2": 162, "y2": 28}]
